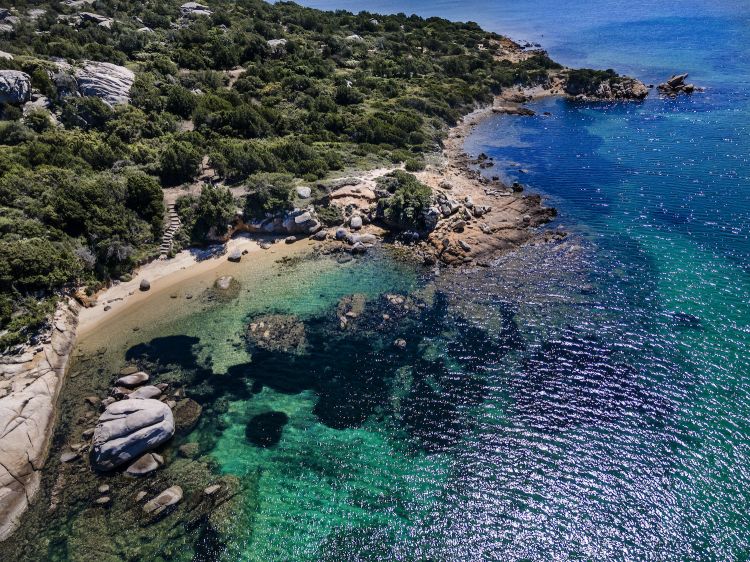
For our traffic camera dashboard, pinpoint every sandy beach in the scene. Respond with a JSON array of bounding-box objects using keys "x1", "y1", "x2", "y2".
[{"x1": 78, "y1": 234, "x2": 309, "y2": 339}]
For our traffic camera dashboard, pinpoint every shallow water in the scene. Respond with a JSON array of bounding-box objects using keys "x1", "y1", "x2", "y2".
[{"x1": 6, "y1": 1, "x2": 750, "y2": 560}]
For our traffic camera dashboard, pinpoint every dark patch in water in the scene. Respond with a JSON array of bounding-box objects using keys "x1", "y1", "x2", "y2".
[
  {"x1": 669, "y1": 311, "x2": 702, "y2": 329},
  {"x1": 246, "y1": 411, "x2": 289, "y2": 447}
]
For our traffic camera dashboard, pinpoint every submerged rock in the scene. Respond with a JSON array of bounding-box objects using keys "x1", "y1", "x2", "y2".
[
  {"x1": 214, "y1": 276, "x2": 233, "y2": 290},
  {"x1": 247, "y1": 314, "x2": 307, "y2": 353},
  {"x1": 115, "y1": 371, "x2": 149, "y2": 388},
  {"x1": 127, "y1": 385, "x2": 162, "y2": 400},
  {"x1": 143, "y1": 485, "x2": 183, "y2": 515},
  {"x1": 125, "y1": 452, "x2": 163, "y2": 476},
  {"x1": 173, "y1": 398, "x2": 203, "y2": 433},
  {"x1": 90, "y1": 399, "x2": 174, "y2": 471},
  {"x1": 178, "y1": 442, "x2": 200, "y2": 459},
  {"x1": 245, "y1": 411, "x2": 289, "y2": 447}
]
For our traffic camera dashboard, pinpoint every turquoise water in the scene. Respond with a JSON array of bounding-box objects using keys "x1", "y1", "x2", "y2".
[
  {"x1": 7, "y1": 2, "x2": 750, "y2": 560},
  {"x1": 295, "y1": 1, "x2": 750, "y2": 558}
]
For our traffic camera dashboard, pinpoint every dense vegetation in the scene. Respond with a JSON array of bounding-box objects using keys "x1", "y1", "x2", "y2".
[
  {"x1": 376, "y1": 170, "x2": 433, "y2": 230},
  {"x1": 0, "y1": 0, "x2": 566, "y2": 349}
]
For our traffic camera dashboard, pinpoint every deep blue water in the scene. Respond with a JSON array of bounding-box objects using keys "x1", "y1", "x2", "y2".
[{"x1": 291, "y1": 0, "x2": 750, "y2": 558}]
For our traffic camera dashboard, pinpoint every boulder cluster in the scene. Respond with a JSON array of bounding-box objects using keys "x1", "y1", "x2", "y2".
[
  {"x1": 657, "y1": 73, "x2": 701, "y2": 98},
  {"x1": 239, "y1": 207, "x2": 322, "y2": 237}
]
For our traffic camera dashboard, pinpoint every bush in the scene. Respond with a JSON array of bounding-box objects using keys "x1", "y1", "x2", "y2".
[
  {"x1": 24, "y1": 110, "x2": 53, "y2": 133},
  {"x1": 166, "y1": 86, "x2": 197, "y2": 118},
  {"x1": 244, "y1": 173, "x2": 295, "y2": 218},
  {"x1": 160, "y1": 140, "x2": 201, "y2": 185},
  {"x1": 315, "y1": 203, "x2": 343, "y2": 226},
  {"x1": 377, "y1": 170, "x2": 432, "y2": 230},
  {"x1": 60, "y1": 97, "x2": 113, "y2": 131},
  {"x1": 210, "y1": 140, "x2": 280, "y2": 181},
  {"x1": 404, "y1": 157, "x2": 425, "y2": 172}
]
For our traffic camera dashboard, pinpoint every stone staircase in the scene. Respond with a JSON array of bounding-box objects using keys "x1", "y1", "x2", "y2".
[{"x1": 159, "y1": 204, "x2": 181, "y2": 259}]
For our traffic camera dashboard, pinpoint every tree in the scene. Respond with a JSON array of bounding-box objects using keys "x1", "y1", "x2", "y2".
[
  {"x1": 192, "y1": 184, "x2": 235, "y2": 241},
  {"x1": 160, "y1": 140, "x2": 201, "y2": 185},
  {"x1": 244, "y1": 173, "x2": 295, "y2": 218},
  {"x1": 166, "y1": 86, "x2": 197, "y2": 118},
  {"x1": 377, "y1": 171, "x2": 432, "y2": 230},
  {"x1": 0, "y1": 238, "x2": 81, "y2": 291},
  {"x1": 125, "y1": 171, "x2": 165, "y2": 233}
]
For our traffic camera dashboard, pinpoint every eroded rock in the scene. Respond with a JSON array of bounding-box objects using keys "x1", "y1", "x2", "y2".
[
  {"x1": 75, "y1": 61, "x2": 135, "y2": 105},
  {"x1": 115, "y1": 371, "x2": 149, "y2": 388},
  {"x1": 0, "y1": 70, "x2": 31, "y2": 105},
  {"x1": 90, "y1": 399, "x2": 174, "y2": 471},
  {"x1": 143, "y1": 485, "x2": 183, "y2": 515}
]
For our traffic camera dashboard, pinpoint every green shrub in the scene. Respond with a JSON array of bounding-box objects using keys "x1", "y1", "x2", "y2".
[
  {"x1": 24, "y1": 110, "x2": 53, "y2": 133},
  {"x1": 244, "y1": 173, "x2": 295, "y2": 218},
  {"x1": 404, "y1": 157, "x2": 425, "y2": 172},
  {"x1": 0, "y1": 238, "x2": 81, "y2": 291},
  {"x1": 191, "y1": 184, "x2": 236, "y2": 242},
  {"x1": 377, "y1": 170, "x2": 432, "y2": 230},
  {"x1": 315, "y1": 203, "x2": 343, "y2": 227},
  {"x1": 160, "y1": 140, "x2": 201, "y2": 185},
  {"x1": 60, "y1": 97, "x2": 113, "y2": 131}
]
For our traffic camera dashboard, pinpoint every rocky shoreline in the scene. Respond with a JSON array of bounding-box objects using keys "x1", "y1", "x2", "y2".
[
  {"x1": 0, "y1": 64, "x2": 646, "y2": 543},
  {"x1": 0, "y1": 300, "x2": 79, "y2": 540}
]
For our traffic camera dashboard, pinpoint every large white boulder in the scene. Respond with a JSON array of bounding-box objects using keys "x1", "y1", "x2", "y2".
[
  {"x1": 90, "y1": 399, "x2": 174, "y2": 471},
  {"x1": 75, "y1": 61, "x2": 135, "y2": 105}
]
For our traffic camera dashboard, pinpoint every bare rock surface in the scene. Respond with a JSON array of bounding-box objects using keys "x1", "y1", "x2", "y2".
[
  {"x1": 90, "y1": 399, "x2": 174, "y2": 471},
  {"x1": 0, "y1": 301, "x2": 79, "y2": 541},
  {"x1": 75, "y1": 61, "x2": 135, "y2": 105},
  {"x1": 0, "y1": 70, "x2": 31, "y2": 105},
  {"x1": 115, "y1": 371, "x2": 149, "y2": 388}
]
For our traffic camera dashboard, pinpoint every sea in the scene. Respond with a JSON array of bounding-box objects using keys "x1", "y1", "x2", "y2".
[{"x1": 5, "y1": 1, "x2": 750, "y2": 560}]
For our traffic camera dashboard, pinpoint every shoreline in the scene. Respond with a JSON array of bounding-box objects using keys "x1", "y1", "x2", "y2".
[
  {"x1": 415, "y1": 86, "x2": 565, "y2": 266},
  {"x1": 0, "y1": 84, "x2": 586, "y2": 542},
  {"x1": 78, "y1": 233, "x2": 283, "y2": 339},
  {"x1": 0, "y1": 234, "x2": 309, "y2": 541}
]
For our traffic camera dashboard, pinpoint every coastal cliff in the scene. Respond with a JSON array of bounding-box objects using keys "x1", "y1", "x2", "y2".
[{"x1": 0, "y1": 300, "x2": 78, "y2": 540}]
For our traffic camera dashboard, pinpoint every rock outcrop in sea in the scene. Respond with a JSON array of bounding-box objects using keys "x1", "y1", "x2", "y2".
[
  {"x1": 563, "y1": 74, "x2": 649, "y2": 100},
  {"x1": 658, "y1": 73, "x2": 701, "y2": 97},
  {"x1": 90, "y1": 398, "x2": 175, "y2": 471}
]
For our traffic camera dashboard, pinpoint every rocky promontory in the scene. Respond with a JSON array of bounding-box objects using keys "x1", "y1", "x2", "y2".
[{"x1": 0, "y1": 300, "x2": 79, "y2": 541}]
